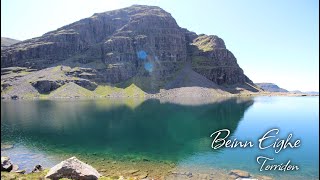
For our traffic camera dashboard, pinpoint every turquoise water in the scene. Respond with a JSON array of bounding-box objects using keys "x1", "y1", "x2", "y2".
[{"x1": 1, "y1": 97, "x2": 319, "y2": 179}]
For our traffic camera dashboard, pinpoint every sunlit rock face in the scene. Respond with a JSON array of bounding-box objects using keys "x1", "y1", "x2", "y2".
[
  {"x1": 185, "y1": 33, "x2": 253, "y2": 85},
  {"x1": 1, "y1": 5, "x2": 254, "y2": 92}
]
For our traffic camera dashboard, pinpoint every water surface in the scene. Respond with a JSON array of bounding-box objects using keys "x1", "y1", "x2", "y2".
[{"x1": 1, "y1": 97, "x2": 319, "y2": 179}]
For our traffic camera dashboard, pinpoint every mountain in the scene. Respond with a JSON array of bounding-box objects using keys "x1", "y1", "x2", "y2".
[
  {"x1": 1, "y1": 5, "x2": 259, "y2": 99},
  {"x1": 290, "y1": 90, "x2": 319, "y2": 95},
  {"x1": 290, "y1": 90, "x2": 303, "y2": 94},
  {"x1": 304, "y1": 91, "x2": 319, "y2": 95},
  {"x1": 1, "y1": 37, "x2": 20, "y2": 49},
  {"x1": 255, "y1": 83, "x2": 288, "y2": 92}
]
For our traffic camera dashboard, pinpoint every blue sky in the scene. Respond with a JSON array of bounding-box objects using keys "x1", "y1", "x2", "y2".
[{"x1": 1, "y1": 0, "x2": 319, "y2": 91}]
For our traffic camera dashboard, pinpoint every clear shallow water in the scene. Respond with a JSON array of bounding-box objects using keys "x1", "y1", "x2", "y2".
[{"x1": 1, "y1": 97, "x2": 319, "y2": 179}]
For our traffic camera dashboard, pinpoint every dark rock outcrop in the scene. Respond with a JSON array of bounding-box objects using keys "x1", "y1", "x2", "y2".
[
  {"x1": 31, "y1": 80, "x2": 64, "y2": 94},
  {"x1": 1, "y1": 5, "x2": 254, "y2": 93},
  {"x1": 72, "y1": 79, "x2": 97, "y2": 90},
  {"x1": 32, "y1": 164, "x2": 43, "y2": 173},
  {"x1": 1, "y1": 82, "x2": 11, "y2": 91},
  {"x1": 31, "y1": 79, "x2": 97, "y2": 94},
  {"x1": 1, "y1": 156, "x2": 13, "y2": 172}
]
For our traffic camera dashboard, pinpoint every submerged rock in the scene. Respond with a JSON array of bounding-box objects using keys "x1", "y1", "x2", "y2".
[
  {"x1": 127, "y1": 169, "x2": 139, "y2": 174},
  {"x1": 256, "y1": 175, "x2": 274, "y2": 180},
  {"x1": 186, "y1": 172, "x2": 192, "y2": 177},
  {"x1": 138, "y1": 172, "x2": 148, "y2": 179},
  {"x1": 1, "y1": 156, "x2": 13, "y2": 172},
  {"x1": 1, "y1": 143, "x2": 14, "y2": 150},
  {"x1": 229, "y1": 169, "x2": 250, "y2": 178},
  {"x1": 45, "y1": 156, "x2": 101, "y2": 180}
]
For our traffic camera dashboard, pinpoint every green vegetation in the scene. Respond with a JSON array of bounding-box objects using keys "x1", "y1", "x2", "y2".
[
  {"x1": 116, "y1": 74, "x2": 166, "y2": 93},
  {"x1": 123, "y1": 84, "x2": 146, "y2": 97},
  {"x1": 49, "y1": 83, "x2": 96, "y2": 98},
  {"x1": 94, "y1": 85, "x2": 123, "y2": 96},
  {"x1": 51, "y1": 66, "x2": 62, "y2": 72},
  {"x1": 1, "y1": 64, "x2": 148, "y2": 99},
  {"x1": 38, "y1": 93, "x2": 50, "y2": 99},
  {"x1": 192, "y1": 35, "x2": 214, "y2": 52},
  {"x1": 95, "y1": 83, "x2": 146, "y2": 97},
  {"x1": 1, "y1": 169, "x2": 49, "y2": 180},
  {"x1": 33, "y1": 83, "x2": 146, "y2": 99},
  {"x1": 16, "y1": 71, "x2": 31, "y2": 76},
  {"x1": 1, "y1": 84, "x2": 13, "y2": 95},
  {"x1": 21, "y1": 92, "x2": 38, "y2": 99}
]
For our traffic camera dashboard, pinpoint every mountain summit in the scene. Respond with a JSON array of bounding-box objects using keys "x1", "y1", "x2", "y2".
[{"x1": 1, "y1": 5, "x2": 258, "y2": 98}]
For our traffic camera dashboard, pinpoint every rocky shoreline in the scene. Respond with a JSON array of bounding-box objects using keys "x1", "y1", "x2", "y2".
[
  {"x1": 1, "y1": 85, "x2": 316, "y2": 101},
  {"x1": 1, "y1": 66, "x2": 316, "y2": 101},
  {"x1": 1, "y1": 155, "x2": 274, "y2": 180},
  {"x1": 1, "y1": 142, "x2": 273, "y2": 180}
]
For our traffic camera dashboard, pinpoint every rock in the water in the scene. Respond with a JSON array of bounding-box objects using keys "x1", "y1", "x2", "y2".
[
  {"x1": 138, "y1": 172, "x2": 148, "y2": 179},
  {"x1": 45, "y1": 156, "x2": 101, "y2": 180},
  {"x1": 32, "y1": 164, "x2": 43, "y2": 173},
  {"x1": 1, "y1": 156, "x2": 13, "y2": 172},
  {"x1": 1, "y1": 143, "x2": 14, "y2": 150},
  {"x1": 127, "y1": 169, "x2": 139, "y2": 174},
  {"x1": 229, "y1": 169, "x2": 250, "y2": 178},
  {"x1": 186, "y1": 172, "x2": 192, "y2": 177}
]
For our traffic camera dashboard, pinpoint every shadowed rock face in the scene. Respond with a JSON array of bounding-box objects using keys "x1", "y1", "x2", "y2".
[{"x1": 1, "y1": 5, "x2": 254, "y2": 92}]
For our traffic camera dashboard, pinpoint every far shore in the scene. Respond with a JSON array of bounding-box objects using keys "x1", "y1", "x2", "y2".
[{"x1": 1, "y1": 89, "x2": 317, "y2": 101}]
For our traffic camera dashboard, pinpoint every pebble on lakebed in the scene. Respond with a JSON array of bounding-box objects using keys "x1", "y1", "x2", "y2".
[
  {"x1": 1, "y1": 143, "x2": 14, "y2": 150},
  {"x1": 229, "y1": 169, "x2": 251, "y2": 178}
]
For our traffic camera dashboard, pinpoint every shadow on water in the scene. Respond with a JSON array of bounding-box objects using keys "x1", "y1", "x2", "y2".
[{"x1": 1, "y1": 97, "x2": 254, "y2": 164}]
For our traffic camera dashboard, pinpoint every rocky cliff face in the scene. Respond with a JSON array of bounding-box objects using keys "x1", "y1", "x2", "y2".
[
  {"x1": 1, "y1": 5, "x2": 256, "y2": 95},
  {"x1": 186, "y1": 34, "x2": 253, "y2": 85},
  {"x1": 1, "y1": 5, "x2": 186, "y2": 84}
]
